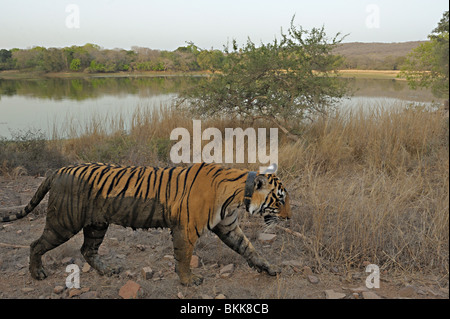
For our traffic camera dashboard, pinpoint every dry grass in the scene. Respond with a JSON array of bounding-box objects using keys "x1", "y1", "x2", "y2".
[
  {"x1": 3, "y1": 102, "x2": 449, "y2": 276},
  {"x1": 278, "y1": 106, "x2": 449, "y2": 274}
]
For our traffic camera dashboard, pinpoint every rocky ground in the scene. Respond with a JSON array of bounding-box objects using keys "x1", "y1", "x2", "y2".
[{"x1": 0, "y1": 175, "x2": 448, "y2": 299}]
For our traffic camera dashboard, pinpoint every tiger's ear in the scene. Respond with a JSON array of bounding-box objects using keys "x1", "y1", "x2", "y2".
[
  {"x1": 262, "y1": 163, "x2": 277, "y2": 174},
  {"x1": 254, "y1": 175, "x2": 267, "y2": 190}
]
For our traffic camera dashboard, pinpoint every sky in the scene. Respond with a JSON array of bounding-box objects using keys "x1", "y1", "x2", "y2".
[{"x1": 0, "y1": 0, "x2": 448, "y2": 51}]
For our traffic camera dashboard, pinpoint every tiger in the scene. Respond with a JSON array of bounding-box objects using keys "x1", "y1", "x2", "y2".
[{"x1": 0, "y1": 162, "x2": 291, "y2": 286}]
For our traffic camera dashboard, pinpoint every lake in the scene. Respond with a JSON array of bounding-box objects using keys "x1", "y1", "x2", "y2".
[{"x1": 0, "y1": 76, "x2": 437, "y2": 139}]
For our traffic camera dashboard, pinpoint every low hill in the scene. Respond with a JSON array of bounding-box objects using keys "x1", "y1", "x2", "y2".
[{"x1": 334, "y1": 41, "x2": 426, "y2": 70}]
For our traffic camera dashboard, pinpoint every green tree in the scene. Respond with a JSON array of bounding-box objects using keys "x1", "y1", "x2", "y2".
[
  {"x1": 40, "y1": 48, "x2": 66, "y2": 72},
  {"x1": 400, "y1": 11, "x2": 449, "y2": 99},
  {"x1": 0, "y1": 49, "x2": 13, "y2": 70},
  {"x1": 70, "y1": 58, "x2": 81, "y2": 71},
  {"x1": 88, "y1": 60, "x2": 106, "y2": 72},
  {"x1": 181, "y1": 18, "x2": 349, "y2": 138},
  {"x1": 197, "y1": 49, "x2": 224, "y2": 72}
]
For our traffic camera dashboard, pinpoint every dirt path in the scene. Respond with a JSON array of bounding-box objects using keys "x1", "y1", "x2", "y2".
[{"x1": 0, "y1": 176, "x2": 448, "y2": 299}]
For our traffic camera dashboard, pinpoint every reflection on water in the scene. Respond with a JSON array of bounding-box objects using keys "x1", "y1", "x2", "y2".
[
  {"x1": 0, "y1": 76, "x2": 201, "y2": 101},
  {"x1": 342, "y1": 78, "x2": 435, "y2": 102},
  {"x1": 0, "y1": 76, "x2": 437, "y2": 139}
]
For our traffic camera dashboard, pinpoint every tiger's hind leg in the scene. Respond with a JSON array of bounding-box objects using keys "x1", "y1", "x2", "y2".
[
  {"x1": 30, "y1": 224, "x2": 78, "y2": 280},
  {"x1": 80, "y1": 223, "x2": 121, "y2": 276}
]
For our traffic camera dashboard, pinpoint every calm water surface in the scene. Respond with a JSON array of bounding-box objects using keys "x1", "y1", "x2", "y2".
[{"x1": 0, "y1": 76, "x2": 436, "y2": 139}]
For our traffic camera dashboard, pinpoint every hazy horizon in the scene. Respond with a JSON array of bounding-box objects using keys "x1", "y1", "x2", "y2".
[{"x1": 0, "y1": 0, "x2": 448, "y2": 51}]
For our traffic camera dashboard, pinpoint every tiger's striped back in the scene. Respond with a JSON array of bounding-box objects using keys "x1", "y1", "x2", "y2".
[{"x1": 49, "y1": 163, "x2": 253, "y2": 242}]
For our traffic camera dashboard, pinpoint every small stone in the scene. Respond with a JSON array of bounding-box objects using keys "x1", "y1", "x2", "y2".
[
  {"x1": 308, "y1": 275, "x2": 320, "y2": 284},
  {"x1": 177, "y1": 292, "x2": 184, "y2": 299},
  {"x1": 302, "y1": 266, "x2": 313, "y2": 276},
  {"x1": 215, "y1": 294, "x2": 226, "y2": 299},
  {"x1": 220, "y1": 264, "x2": 235, "y2": 275},
  {"x1": 68, "y1": 288, "x2": 82, "y2": 298},
  {"x1": 21, "y1": 287, "x2": 34, "y2": 293},
  {"x1": 399, "y1": 286, "x2": 416, "y2": 298},
  {"x1": 352, "y1": 293, "x2": 360, "y2": 299},
  {"x1": 53, "y1": 286, "x2": 65, "y2": 294},
  {"x1": 190, "y1": 255, "x2": 200, "y2": 268},
  {"x1": 257, "y1": 233, "x2": 277, "y2": 243},
  {"x1": 416, "y1": 288, "x2": 428, "y2": 296},
  {"x1": 15, "y1": 263, "x2": 24, "y2": 270},
  {"x1": 325, "y1": 290, "x2": 346, "y2": 299},
  {"x1": 125, "y1": 270, "x2": 136, "y2": 278},
  {"x1": 141, "y1": 267, "x2": 153, "y2": 280},
  {"x1": 362, "y1": 291, "x2": 382, "y2": 299},
  {"x1": 330, "y1": 266, "x2": 339, "y2": 273},
  {"x1": 80, "y1": 291, "x2": 98, "y2": 299},
  {"x1": 82, "y1": 263, "x2": 91, "y2": 273},
  {"x1": 61, "y1": 257, "x2": 74, "y2": 265},
  {"x1": 119, "y1": 280, "x2": 142, "y2": 299},
  {"x1": 163, "y1": 255, "x2": 174, "y2": 261},
  {"x1": 136, "y1": 244, "x2": 146, "y2": 251}
]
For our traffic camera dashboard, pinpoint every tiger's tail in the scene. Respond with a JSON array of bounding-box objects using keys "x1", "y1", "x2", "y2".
[{"x1": 0, "y1": 173, "x2": 54, "y2": 223}]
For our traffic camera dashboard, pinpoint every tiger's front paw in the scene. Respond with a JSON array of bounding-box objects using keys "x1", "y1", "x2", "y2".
[
  {"x1": 249, "y1": 259, "x2": 281, "y2": 276},
  {"x1": 264, "y1": 264, "x2": 281, "y2": 276}
]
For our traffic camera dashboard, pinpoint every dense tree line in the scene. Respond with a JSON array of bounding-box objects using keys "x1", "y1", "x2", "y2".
[
  {"x1": 0, "y1": 43, "x2": 226, "y2": 73},
  {"x1": 2, "y1": 43, "x2": 406, "y2": 73}
]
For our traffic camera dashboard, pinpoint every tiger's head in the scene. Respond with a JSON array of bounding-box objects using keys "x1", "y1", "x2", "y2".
[{"x1": 244, "y1": 164, "x2": 292, "y2": 225}]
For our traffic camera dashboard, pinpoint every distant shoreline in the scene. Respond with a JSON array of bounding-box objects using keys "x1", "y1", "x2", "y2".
[
  {"x1": 0, "y1": 69, "x2": 403, "y2": 80},
  {"x1": 337, "y1": 69, "x2": 403, "y2": 80},
  {"x1": 0, "y1": 70, "x2": 210, "y2": 80}
]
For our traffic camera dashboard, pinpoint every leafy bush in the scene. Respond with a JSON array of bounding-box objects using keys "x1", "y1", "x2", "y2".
[
  {"x1": 0, "y1": 129, "x2": 69, "y2": 176},
  {"x1": 182, "y1": 18, "x2": 350, "y2": 139}
]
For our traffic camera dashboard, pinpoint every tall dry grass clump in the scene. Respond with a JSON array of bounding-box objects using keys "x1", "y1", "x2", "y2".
[{"x1": 278, "y1": 105, "x2": 448, "y2": 274}]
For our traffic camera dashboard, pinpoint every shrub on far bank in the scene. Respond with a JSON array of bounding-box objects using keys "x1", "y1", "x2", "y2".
[{"x1": 0, "y1": 129, "x2": 69, "y2": 177}]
